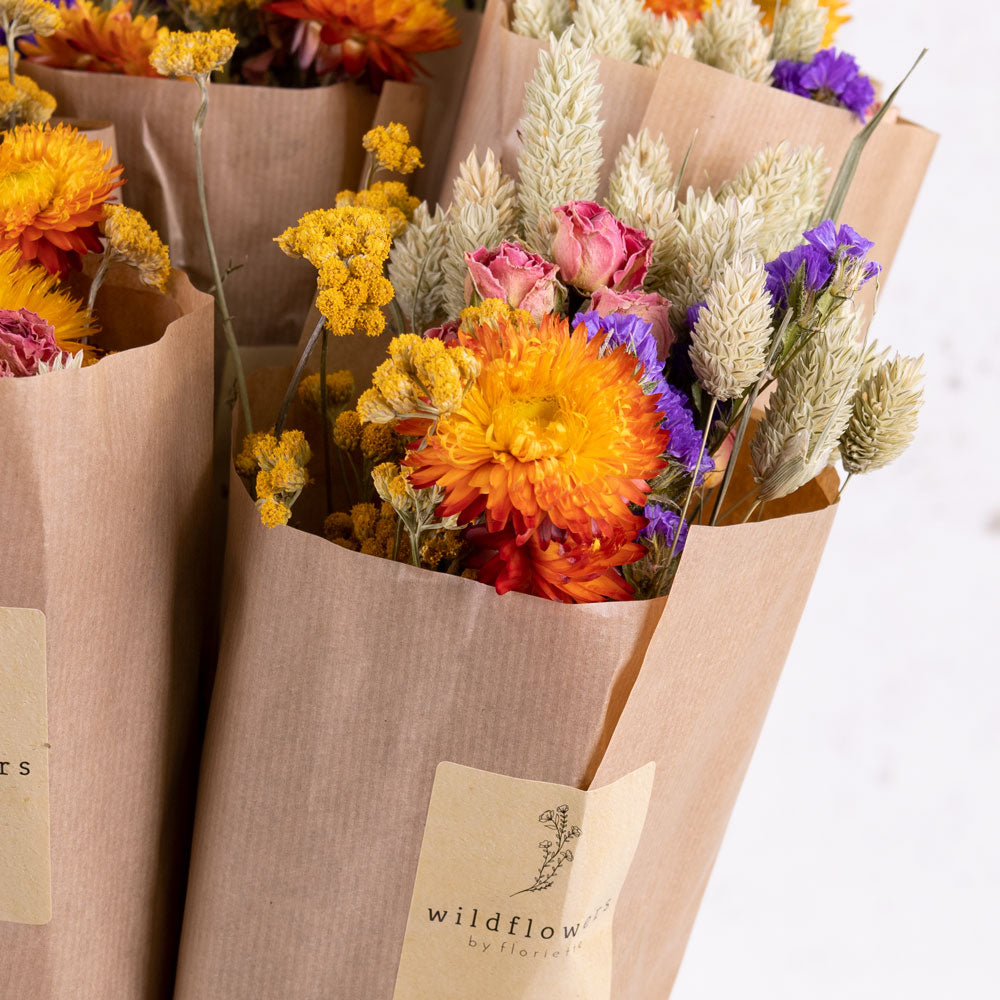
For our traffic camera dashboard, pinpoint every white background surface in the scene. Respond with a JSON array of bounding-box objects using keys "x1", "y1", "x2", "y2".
[{"x1": 672, "y1": 2, "x2": 1000, "y2": 996}]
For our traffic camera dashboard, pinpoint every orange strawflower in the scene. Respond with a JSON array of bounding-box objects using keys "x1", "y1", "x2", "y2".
[
  {"x1": 18, "y1": 0, "x2": 167, "y2": 78},
  {"x1": 269, "y1": 0, "x2": 460, "y2": 82},
  {"x1": 406, "y1": 313, "x2": 669, "y2": 544},
  {"x1": 0, "y1": 122, "x2": 124, "y2": 276},
  {"x1": 467, "y1": 525, "x2": 643, "y2": 604},
  {"x1": 644, "y1": 0, "x2": 709, "y2": 22}
]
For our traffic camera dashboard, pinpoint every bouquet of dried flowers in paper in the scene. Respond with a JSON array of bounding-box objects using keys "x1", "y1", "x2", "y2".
[
  {"x1": 1, "y1": 109, "x2": 214, "y2": 1000},
  {"x1": 17, "y1": 0, "x2": 460, "y2": 86},
  {"x1": 237, "y1": 32, "x2": 923, "y2": 604},
  {"x1": 172, "y1": 32, "x2": 929, "y2": 1000},
  {"x1": 0, "y1": 119, "x2": 172, "y2": 373}
]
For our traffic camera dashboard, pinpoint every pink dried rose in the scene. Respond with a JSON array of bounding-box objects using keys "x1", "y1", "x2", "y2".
[
  {"x1": 551, "y1": 201, "x2": 652, "y2": 294},
  {"x1": 0, "y1": 308, "x2": 64, "y2": 378},
  {"x1": 423, "y1": 319, "x2": 461, "y2": 347},
  {"x1": 590, "y1": 287, "x2": 676, "y2": 357},
  {"x1": 464, "y1": 242, "x2": 563, "y2": 321}
]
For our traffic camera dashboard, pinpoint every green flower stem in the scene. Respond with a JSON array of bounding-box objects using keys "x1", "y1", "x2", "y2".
[
  {"x1": 741, "y1": 499, "x2": 763, "y2": 524},
  {"x1": 388, "y1": 297, "x2": 407, "y2": 335},
  {"x1": 710, "y1": 310, "x2": 794, "y2": 526},
  {"x1": 192, "y1": 75, "x2": 252, "y2": 434},
  {"x1": 86, "y1": 253, "x2": 112, "y2": 315},
  {"x1": 275, "y1": 316, "x2": 323, "y2": 438},
  {"x1": 320, "y1": 327, "x2": 333, "y2": 513},
  {"x1": 837, "y1": 471, "x2": 853, "y2": 500}
]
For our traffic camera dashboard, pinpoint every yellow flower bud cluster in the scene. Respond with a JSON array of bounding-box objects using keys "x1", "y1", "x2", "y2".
[
  {"x1": 149, "y1": 28, "x2": 236, "y2": 78},
  {"x1": 335, "y1": 181, "x2": 419, "y2": 238},
  {"x1": 362, "y1": 123, "x2": 423, "y2": 175},
  {"x1": 236, "y1": 428, "x2": 312, "y2": 530},
  {"x1": 419, "y1": 527, "x2": 465, "y2": 571},
  {"x1": 296, "y1": 369, "x2": 355, "y2": 413},
  {"x1": 102, "y1": 204, "x2": 171, "y2": 292},
  {"x1": 0, "y1": 0, "x2": 61, "y2": 38},
  {"x1": 459, "y1": 297, "x2": 532, "y2": 338},
  {"x1": 275, "y1": 205, "x2": 394, "y2": 338},
  {"x1": 357, "y1": 334, "x2": 480, "y2": 425},
  {"x1": 0, "y1": 74, "x2": 55, "y2": 126},
  {"x1": 323, "y1": 501, "x2": 403, "y2": 560},
  {"x1": 333, "y1": 409, "x2": 362, "y2": 451},
  {"x1": 184, "y1": 0, "x2": 265, "y2": 22}
]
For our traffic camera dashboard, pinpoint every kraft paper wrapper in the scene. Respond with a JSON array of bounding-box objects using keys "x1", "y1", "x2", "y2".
[
  {"x1": 440, "y1": 0, "x2": 937, "y2": 287},
  {"x1": 0, "y1": 266, "x2": 214, "y2": 999},
  {"x1": 173, "y1": 353, "x2": 838, "y2": 998},
  {"x1": 22, "y1": 67, "x2": 429, "y2": 346}
]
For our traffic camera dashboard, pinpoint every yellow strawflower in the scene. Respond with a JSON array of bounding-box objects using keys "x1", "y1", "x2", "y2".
[
  {"x1": 0, "y1": 247, "x2": 95, "y2": 352},
  {"x1": 0, "y1": 0, "x2": 60, "y2": 38},
  {"x1": 149, "y1": 28, "x2": 236, "y2": 78},
  {"x1": 362, "y1": 123, "x2": 423, "y2": 175},
  {"x1": 757, "y1": 0, "x2": 849, "y2": 46},
  {"x1": 101, "y1": 204, "x2": 171, "y2": 292}
]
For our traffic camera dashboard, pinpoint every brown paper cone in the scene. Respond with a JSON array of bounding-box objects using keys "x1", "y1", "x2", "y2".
[
  {"x1": 0, "y1": 266, "x2": 214, "y2": 1000},
  {"x1": 440, "y1": 0, "x2": 937, "y2": 284},
  {"x1": 172, "y1": 360, "x2": 837, "y2": 998},
  {"x1": 21, "y1": 67, "x2": 429, "y2": 346}
]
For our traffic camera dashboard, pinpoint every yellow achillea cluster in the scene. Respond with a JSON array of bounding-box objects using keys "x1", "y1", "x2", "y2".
[
  {"x1": 0, "y1": 74, "x2": 55, "y2": 125},
  {"x1": 333, "y1": 408, "x2": 362, "y2": 451},
  {"x1": 296, "y1": 369, "x2": 355, "y2": 412},
  {"x1": 0, "y1": 247, "x2": 95, "y2": 351},
  {"x1": 335, "y1": 181, "x2": 419, "y2": 238},
  {"x1": 359, "y1": 421, "x2": 402, "y2": 462},
  {"x1": 324, "y1": 501, "x2": 402, "y2": 559},
  {"x1": 362, "y1": 123, "x2": 423, "y2": 175},
  {"x1": 276, "y1": 205, "x2": 394, "y2": 337},
  {"x1": 185, "y1": 0, "x2": 266, "y2": 20},
  {"x1": 357, "y1": 333, "x2": 480, "y2": 425},
  {"x1": 149, "y1": 27, "x2": 236, "y2": 77},
  {"x1": 18, "y1": 1, "x2": 167, "y2": 78},
  {"x1": 0, "y1": 0, "x2": 60, "y2": 37},
  {"x1": 102, "y1": 204, "x2": 171, "y2": 292},
  {"x1": 237, "y1": 428, "x2": 312, "y2": 529},
  {"x1": 458, "y1": 297, "x2": 533, "y2": 339}
]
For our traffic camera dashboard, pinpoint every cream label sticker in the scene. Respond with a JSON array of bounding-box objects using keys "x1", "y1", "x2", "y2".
[
  {"x1": 392, "y1": 761, "x2": 654, "y2": 999},
  {"x1": 0, "y1": 607, "x2": 51, "y2": 925}
]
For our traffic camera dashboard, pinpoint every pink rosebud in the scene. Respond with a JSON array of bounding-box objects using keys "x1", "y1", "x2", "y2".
[
  {"x1": 464, "y1": 242, "x2": 563, "y2": 321},
  {"x1": 590, "y1": 287, "x2": 676, "y2": 358},
  {"x1": 703, "y1": 427, "x2": 737, "y2": 489},
  {"x1": 551, "y1": 201, "x2": 652, "y2": 294},
  {"x1": 0, "y1": 308, "x2": 63, "y2": 378}
]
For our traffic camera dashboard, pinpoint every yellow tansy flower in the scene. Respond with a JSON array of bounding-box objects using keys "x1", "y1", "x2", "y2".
[
  {"x1": 335, "y1": 181, "x2": 419, "y2": 238},
  {"x1": 102, "y1": 203, "x2": 171, "y2": 292},
  {"x1": 149, "y1": 28, "x2": 236, "y2": 78},
  {"x1": 0, "y1": 0, "x2": 60, "y2": 38},
  {"x1": 0, "y1": 75, "x2": 55, "y2": 126},
  {"x1": 333, "y1": 409, "x2": 362, "y2": 451},
  {"x1": 362, "y1": 123, "x2": 423, "y2": 175},
  {"x1": 297, "y1": 369, "x2": 355, "y2": 412}
]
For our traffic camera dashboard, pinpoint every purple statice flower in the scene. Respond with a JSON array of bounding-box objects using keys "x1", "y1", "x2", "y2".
[
  {"x1": 575, "y1": 309, "x2": 662, "y2": 382},
  {"x1": 765, "y1": 220, "x2": 881, "y2": 307},
  {"x1": 641, "y1": 505, "x2": 689, "y2": 553},
  {"x1": 772, "y1": 49, "x2": 875, "y2": 122},
  {"x1": 772, "y1": 59, "x2": 810, "y2": 98},
  {"x1": 686, "y1": 301, "x2": 707, "y2": 331},
  {"x1": 576, "y1": 309, "x2": 714, "y2": 484}
]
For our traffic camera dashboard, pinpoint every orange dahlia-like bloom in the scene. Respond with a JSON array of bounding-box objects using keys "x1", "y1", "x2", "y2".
[
  {"x1": 468, "y1": 525, "x2": 643, "y2": 604},
  {"x1": 406, "y1": 313, "x2": 669, "y2": 544},
  {"x1": 644, "y1": 0, "x2": 709, "y2": 22},
  {"x1": 18, "y1": 0, "x2": 167, "y2": 78},
  {"x1": 0, "y1": 122, "x2": 123, "y2": 276},
  {"x1": 269, "y1": 0, "x2": 460, "y2": 82},
  {"x1": 757, "y1": 0, "x2": 850, "y2": 47}
]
